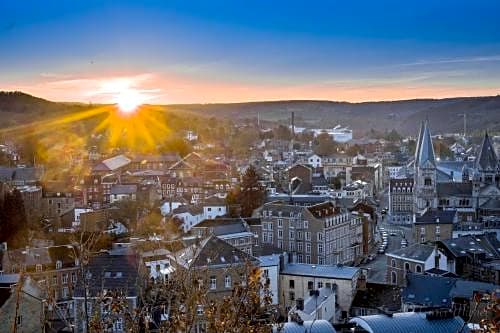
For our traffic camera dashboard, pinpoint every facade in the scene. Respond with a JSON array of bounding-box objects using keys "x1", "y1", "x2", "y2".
[
  {"x1": 73, "y1": 249, "x2": 139, "y2": 332},
  {"x1": 389, "y1": 178, "x2": 414, "y2": 224},
  {"x1": 386, "y1": 243, "x2": 448, "y2": 287},
  {"x1": 413, "y1": 209, "x2": 456, "y2": 243},
  {"x1": 255, "y1": 201, "x2": 363, "y2": 265},
  {"x1": 279, "y1": 263, "x2": 360, "y2": 320},
  {"x1": 2, "y1": 245, "x2": 80, "y2": 314}
]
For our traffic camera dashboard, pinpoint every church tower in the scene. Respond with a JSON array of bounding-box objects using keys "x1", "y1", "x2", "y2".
[
  {"x1": 475, "y1": 131, "x2": 499, "y2": 186},
  {"x1": 413, "y1": 120, "x2": 438, "y2": 217}
]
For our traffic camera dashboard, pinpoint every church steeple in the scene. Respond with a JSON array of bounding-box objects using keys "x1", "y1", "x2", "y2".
[
  {"x1": 414, "y1": 121, "x2": 425, "y2": 166},
  {"x1": 476, "y1": 131, "x2": 498, "y2": 172},
  {"x1": 416, "y1": 120, "x2": 436, "y2": 168}
]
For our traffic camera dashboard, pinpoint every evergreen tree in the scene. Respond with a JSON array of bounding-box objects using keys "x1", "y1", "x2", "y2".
[
  {"x1": 0, "y1": 189, "x2": 28, "y2": 248},
  {"x1": 237, "y1": 165, "x2": 265, "y2": 217}
]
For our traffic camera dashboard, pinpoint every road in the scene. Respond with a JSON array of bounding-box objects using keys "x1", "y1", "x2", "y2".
[{"x1": 359, "y1": 188, "x2": 414, "y2": 283}]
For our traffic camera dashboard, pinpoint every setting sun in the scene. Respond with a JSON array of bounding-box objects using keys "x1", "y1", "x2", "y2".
[{"x1": 114, "y1": 90, "x2": 145, "y2": 113}]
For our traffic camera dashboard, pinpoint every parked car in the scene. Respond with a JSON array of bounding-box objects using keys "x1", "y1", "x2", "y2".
[
  {"x1": 390, "y1": 232, "x2": 396, "y2": 236},
  {"x1": 401, "y1": 239, "x2": 408, "y2": 247},
  {"x1": 377, "y1": 248, "x2": 385, "y2": 254}
]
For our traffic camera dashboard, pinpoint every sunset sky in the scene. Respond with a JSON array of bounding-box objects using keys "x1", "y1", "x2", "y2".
[{"x1": 1, "y1": 0, "x2": 500, "y2": 104}]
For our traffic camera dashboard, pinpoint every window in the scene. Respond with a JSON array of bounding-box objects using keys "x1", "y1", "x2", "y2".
[
  {"x1": 305, "y1": 232, "x2": 311, "y2": 241},
  {"x1": 62, "y1": 274, "x2": 68, "y2": 284},
  {"x1": 52, "y1": 275, "x2": 57, "y2": 285},
  {"x1": 113, "y1": 317, "x2": 123, "y2": 332},
  {"x1": 391, "y1": 271, "x2": 397, "y2": 285},
  {"x1": 307, "y1": 281, "x2": 314, "y2": 290},
  {"x1": 289, "y1": 291, "x2": 295, "y2": 301},
  {"x1": 278, "y1": 240, "x2": 283, "y2": 249},
  {"x1": 278, "y1": 219, "x2": 283, "y2": 227},
  {"x1": 435, "y1": 226, "x2": 440, "y2": 234},
  {"x1": 303, "y1": 221, "x2": 309, "y2": 229},
  {"x1": 289, "y1": 279, "x2": 295, "y2": 289},
  {"x1": 424, "y1": 178, "x2": 432, "y2": 186},
  {"x1": 404, "y1": 262, "x2": 410, "y2": 272},
  {"x1": 196, "y1": 305, "x2": 204, "y2": 315},
  {"x1": 318, "y1": 243, "x2": 324, "y2": 254},
  {"x1": 416, "y1": 265, "x2": 422, "y2": 273},
  {"x1": 278, "y1": 229, "x2": 283, "y2": 239},
  {"x1": 56, "y1": 260, "x2": 62, "y2": 269},
  {"x1": 318, "y1": 257, "x2": 324, "y2": 265},
  {"x1": 210, "y1": 276, "x2": 217, "y2": 290},
  {"x1": 71, "y1": 272, "x2": 77, "y2": 283},
  {"x1": 62, "y1": 287, "x2": 69, "y2": 298},
  {"x1": 16, "y1": 315, "x2": 22, "y2": 327},
  {"x1": 225, "y1": 275, "x2": 231, "y2": 288},
  {"x1": 36, "y1": 264, "x2": 43, "y2": 272},
  {"x1": 306, "y1": 255, "x2": 311, "y2": 264},
  {"x1": 391, "y1": 259, "x2": 396, "y2": 268},
  {"x1": 263, "y1": 269, "x2": 269, "y2": 278},
  {"x1": 317, "y1": 281, "x2": 323, "y2": 289},
  {"x1": 289, "y1": 230, "x2": 295, "y2": 240},
  {"x1": 297, "y1": 242, "x2": 303, "y2": 252},
  {"x1": 420, "y1": 227, "x2": 425, "y2": 234},
  {"x1": 306, "y1": 242, "x2": 311, "y2": 254},
  {"x1": 318, "y1": 233, "x2": 323, "y2": 241}
]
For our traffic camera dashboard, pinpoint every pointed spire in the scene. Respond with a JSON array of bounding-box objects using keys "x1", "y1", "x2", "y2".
[
  {"x1": 476, "y1": 131, "x2": 499, "y2": 171},
  {"x1": 414, "y1": 121, "x2": 425, "y2": 166},
  {"x1": 417, "y1": 120, "x2": 436, "y2": 168}
]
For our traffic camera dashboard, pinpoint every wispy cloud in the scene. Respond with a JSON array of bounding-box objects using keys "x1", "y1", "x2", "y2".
[{"x1": 395, "y1": 55, "x2": 500, "y2": 67}]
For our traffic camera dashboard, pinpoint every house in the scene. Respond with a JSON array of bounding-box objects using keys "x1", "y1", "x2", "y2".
[
  {"x1": 256, "y1": 251, "x2": 282, "y2": 306},
  {"x1": 436, "y1": 233, "x2": 500, "y2": 284},
  {"x1": 289, "y1": 287, "x2": 337, "y2": 323},
  {"x1": 191, "y1": 217, "x2": 256, "y2": 255},
  {"x1": 401, "y1": 273, "x2": 497, "y2": 322},
  {"x1": 307, "y1": 154, "x2": 323, "y2": 168},
  {"x1": 2, "y1": 245, "x2": 80, "y2": 310},
  {"x1": 91, "y1": 154, "x2": 131, "y2": 174},
  {"x1": 350, "y1": 282, "x2": 401, "y2": 317},
  {"x1": 386, "y1": 243, "x2": 448, "y2": 286},
  {"x1": 110, "y1": 184, "x2": 137, "y2": 203},
  {"x1": 279, "y1": 262, "x2": 360, "y2": 320},
  {"x1": 202, "y1": 196, "x2": 227, "y2": 220},
  {"x1": 73, "y1": 248, "x2": 140, "y2": 332},
  {"x1": 255, "y1": 201, "x2": 364, "y2": 265},
  {"x1": 41, "y1": 181, "x2": 75, "y2": 222},
  {"x1": 349, "y1": 311, "x2": 469, "y2": 333},
  {"x1": 0, "y1": 277, "x2": 53, "y2": 333},
  {"x1": 413, "y1": 209, "x2": 456, "y2": 243},
  {"x1": 287, "y1": 164, "x2": 313, "y2": 194},
  {"x1": 172, "y1": 205, "x2": 204, "y2": 232},
  {"x1": 173, "y1": 235, "x2": 259, "y2": 305}
]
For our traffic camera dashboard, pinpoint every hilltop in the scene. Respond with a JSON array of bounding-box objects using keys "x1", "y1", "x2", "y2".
[{"x1": 1, "y1": 91, "x2": 500, "y2": 135}]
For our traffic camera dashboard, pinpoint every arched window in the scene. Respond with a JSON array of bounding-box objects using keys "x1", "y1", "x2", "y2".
[
  {"x1": 415, "y1": 265, "x2": 422, "y2": 273},
  {"x1": 391, "y1": 271, "x2": 397, "y2": 285},
  {"x1": 404, "y1": 262, "x2": 410, "y2": 272},
  {"x1": 391, "y1": 259, "x2": 396, "y2": 268}
]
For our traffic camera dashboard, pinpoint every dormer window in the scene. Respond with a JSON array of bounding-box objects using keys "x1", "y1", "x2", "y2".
[
  {"x1": 36, "y1": 264, "x2": 43, "y2": 272},
  {"x1": 424, "y1": 178, "x2": 432, "y2": 186},
  {"x1": 56, "y1": 260, "x2": 62, "y2": 269}
]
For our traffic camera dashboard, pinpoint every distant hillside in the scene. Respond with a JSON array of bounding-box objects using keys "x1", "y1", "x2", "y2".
[
  {"x1": 1, "y1": 91, "x2": 500, "y2": 136},
  {"x1": 0, "y1": 91, "x2": 91, "y2": 128},
  {"x1": 167, "y1": 95, "x2": 500, "y2": 136}
]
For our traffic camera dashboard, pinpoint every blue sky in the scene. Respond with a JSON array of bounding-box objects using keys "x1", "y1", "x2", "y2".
[{"x1": 1, "y1": 0, "x2": 500, "y2": 103}]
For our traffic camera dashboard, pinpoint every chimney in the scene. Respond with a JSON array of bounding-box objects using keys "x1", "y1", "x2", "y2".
[{"x1": 296, "y1": 298, "x2": 304, "y2": 311}]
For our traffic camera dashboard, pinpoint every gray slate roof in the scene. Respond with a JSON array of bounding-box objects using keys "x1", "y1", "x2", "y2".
[
  {"x1": 415, "y1": 209, "x2": 456, "y2": 225},
  {"x1": 416, "y1": 121, "x2": 436, "y2": 168},
  {"x1": 436, "y1": 182, "x2": 472, "y2": 197},
  {"x1": 281, "y1": 263, "x2": 359, "y2": 280},
  {"x1": 349, "y1": 312, "x2": 469, "y2": 333},
  {"x1": 387, "y1": 243, "x2": 435, "y2": 263},
  {"x1": 476, "y1": 132, "x2": 499, "y2": 171}
]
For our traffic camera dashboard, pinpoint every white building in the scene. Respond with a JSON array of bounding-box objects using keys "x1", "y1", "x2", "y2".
[
  {"x1": 307, "y1": 154, "x2": 322, "y2": 168},
  {"x1": 258, "y1": 254, "x2": 281, "y2": 306}
]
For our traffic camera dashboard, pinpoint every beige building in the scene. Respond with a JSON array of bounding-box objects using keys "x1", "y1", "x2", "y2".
[
  {"x1": 279, "y1": 263, "x2": 360, "y2": 321},
  {"x1": 413, "y1": 209, "x2": 456, "y2": 243},
  {"x1": 255, "y1": 201, "x2": 364, "y2": 265}
]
